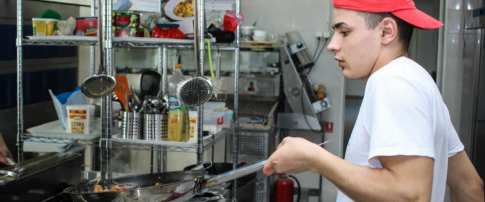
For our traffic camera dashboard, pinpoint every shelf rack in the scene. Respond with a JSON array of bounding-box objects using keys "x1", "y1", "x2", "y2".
[
  {"x1": 111, "y1": 125, "x2": 235, "y2": 152},
  {"x1": 21, "y1": 136, "x2": 98, "y2": 145},
  {"x1": 22, "y1": 38, "x2": 239, "y2": 49},
  {"x1": 16, "y1": 0, "x2": 241, "y2": 197}
]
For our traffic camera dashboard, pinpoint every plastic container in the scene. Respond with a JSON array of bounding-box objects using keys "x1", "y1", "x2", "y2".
[
  {"x1": 203, "y1": 110, "x2": 225, "y2": 126},
  {"x1": 32, "y1": 18, "x2": 59, "y2": 36},
  {"x1": 168, "y1": 58, "x2": 189, "y2": 142},
  {"x1": 66, "y1": 105, "x2": 95, "y2": 134},
  {"x1": 222, "y1": 109, "x2": 233, "y2": 128}
]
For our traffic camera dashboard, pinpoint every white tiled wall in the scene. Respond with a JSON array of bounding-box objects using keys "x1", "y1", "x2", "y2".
[{"x1": 241, "y1": 0, "x2": 345, "y2": 201}]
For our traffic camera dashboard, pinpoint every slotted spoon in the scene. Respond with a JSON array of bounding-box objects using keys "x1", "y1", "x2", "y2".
[{"x1": 80, "y1": 0, "x2": 116, "y2": 98}]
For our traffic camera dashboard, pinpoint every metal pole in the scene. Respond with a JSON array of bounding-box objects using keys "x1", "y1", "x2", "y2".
[
  {"x1": 194, "y1": 0, "x2": 205, "y2": 165},
  {"x1": 162, "y1": 45, "x2": 168, "y2": 172},
  {"x1": 89, "y1": 0, "x2": 97, "y2": 172},
  {"x1": 232, "y1": 0, "x2": 241, "y2": 199},
  {"x1": 16, "y1": 0, "x2": 24, "y2": 163},
  {"x1": 157, "y1": 46, "x2": 163, "y2": 173},
  {"x1": 100, "y1": 0, "x2": 113, "y2": 179},
  {"x1": 91, "y1": 0, "x2": 96, "y2": 75}
]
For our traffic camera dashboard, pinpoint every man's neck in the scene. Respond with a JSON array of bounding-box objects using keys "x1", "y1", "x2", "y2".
[{"x1": 362, "y1": 47, "x2": 408, "y2": 83}]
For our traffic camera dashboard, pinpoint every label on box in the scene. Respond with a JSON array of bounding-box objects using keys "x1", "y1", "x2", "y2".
[{"x1": 68, "y1": 109, "x2": 88, "y2": 134}]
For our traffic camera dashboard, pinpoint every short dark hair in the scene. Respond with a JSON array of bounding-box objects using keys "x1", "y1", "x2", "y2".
[{"x1": 356, "y1": 12, "x2": 414, "y2": 51}]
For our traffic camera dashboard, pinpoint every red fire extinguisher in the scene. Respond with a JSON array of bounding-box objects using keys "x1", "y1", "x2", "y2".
[{"x1": 274, "y1": 175, "x2": 295, "y2": 202}]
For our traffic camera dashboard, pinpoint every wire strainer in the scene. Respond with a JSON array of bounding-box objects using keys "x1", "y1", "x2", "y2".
[
  {"x1": 80, "y1": 0, "x2": 116, "y2": 98},
  {"x1": 176, "y1": 41, "x2": 213, "y2": 107}
]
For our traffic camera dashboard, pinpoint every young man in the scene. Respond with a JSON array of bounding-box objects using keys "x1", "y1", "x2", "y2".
[{"x1": 263, "y1": 0, "x2": 484, "y2": 201}]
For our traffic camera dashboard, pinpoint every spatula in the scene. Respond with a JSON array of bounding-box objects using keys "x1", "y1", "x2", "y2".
[{"x1": 115, "y1": 76, "x2": 130, "y2": 112}]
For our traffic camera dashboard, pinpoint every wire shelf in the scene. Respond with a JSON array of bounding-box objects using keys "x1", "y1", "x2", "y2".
[
  {"x1": 113, "y1": 41, "x2": 238, "y2": 49},
  {"x1": 22, "y1": 38, "x2": 238, "y2": 49},
  {"x1": 22, "y1": 39, "x2": 98, "y2": 46},
  {"x1": 22, "y1": 135, "x2": 99, "y2": 145},
  {"x1": 111, "y1": 125, "x2": 235, "y2": 152}
]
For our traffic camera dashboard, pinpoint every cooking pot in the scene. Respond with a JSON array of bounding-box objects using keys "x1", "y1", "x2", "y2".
[{"x1": 63, "y1": 160, "x2": 266, "y2": 202}]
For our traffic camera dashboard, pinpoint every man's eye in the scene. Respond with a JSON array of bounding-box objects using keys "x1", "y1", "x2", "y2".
[{"x1": 341, "y1": 31, "x2": 348, "y2": 36}]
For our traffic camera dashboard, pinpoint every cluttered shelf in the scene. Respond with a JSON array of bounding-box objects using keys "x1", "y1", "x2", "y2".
[
  {"x1": 111, "y1": 125, "x2": 235, "y2": 152},
  {"x1": 21, "y1": 124, "x2": 235, "y2": 152},
  {"x1": 23, "y1": 36, "x2": 238, "y2": 49}
]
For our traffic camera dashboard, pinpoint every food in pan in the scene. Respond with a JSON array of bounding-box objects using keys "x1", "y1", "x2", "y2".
[
  {"x1": 174, "y1": 0, "x2": 194, "y2": 18},
  {"x1": 92, "y1": 180, "x2": 128, "y2": 193}
]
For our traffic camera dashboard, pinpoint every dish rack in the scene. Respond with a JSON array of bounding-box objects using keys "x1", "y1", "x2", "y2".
[{"x1": 15, "y1": 0, "x2": 245, "y2": 200}]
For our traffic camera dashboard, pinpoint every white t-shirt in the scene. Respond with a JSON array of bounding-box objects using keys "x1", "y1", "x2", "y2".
[{"x1": 336, "y1": 57, "x2": 464, "y2": 202}]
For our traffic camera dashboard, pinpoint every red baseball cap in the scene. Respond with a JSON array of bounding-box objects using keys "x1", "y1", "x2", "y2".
[{"x1": 333, "y1": 0, "x2": 443, "y2": 29}]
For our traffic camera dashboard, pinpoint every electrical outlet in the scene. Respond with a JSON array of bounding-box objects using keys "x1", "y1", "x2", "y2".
[
  {"x1": 315, "y1": 31, "x2": 323, "y2": 39},
  {"x1": 323, "y1": 30, "x2": 331, "y2": 38}
]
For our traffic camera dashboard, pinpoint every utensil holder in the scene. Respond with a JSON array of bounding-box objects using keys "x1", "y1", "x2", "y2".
[
  {"x1": 143, "y1": 113, "x2": 168, "y2": 141},
  {"x1": 132, "y1": 112, "x2": 143, "y2": 139},
  {"x1": 121, "y1": 111, "x2": 133, "y2": 139},
  {"x1": 121, "y1": 111, "x2": 143, "y2": 139}
]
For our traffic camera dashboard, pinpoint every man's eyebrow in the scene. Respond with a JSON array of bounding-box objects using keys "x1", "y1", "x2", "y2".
[{"x1": 332, "y1": 22, "x2": 347, "y2": 30}]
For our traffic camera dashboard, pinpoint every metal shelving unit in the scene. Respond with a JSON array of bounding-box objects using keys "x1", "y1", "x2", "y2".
[
  {"x1": 111, "y1": 125, "x2": 235, "y2": 152},
  {"x1": 16, "y1": 0, "x2": 241, "y2": 198}
]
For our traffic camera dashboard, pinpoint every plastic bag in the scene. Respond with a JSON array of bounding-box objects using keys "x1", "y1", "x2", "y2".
[
  {"x1": 49, "y1": 86, "x2": 87, "y2": 130},
  {"x1": 114, "y1": 0, "x2": 133, "y2": 10},
  {"x1": 223, "y1": 10, "x2": 244, "y2": 32},
  {"x1": 140, "y1": 13, "x2": 161, "y2": 32},
  {"x1": 56, "y1": 16, "x2": 76, "y2": 36},
  {"x1": 152, "y1": 26, "x2": 185, "y2": 39},
  {"x1": 207, "y1": 10, "x2": 226, "y2": 29}
]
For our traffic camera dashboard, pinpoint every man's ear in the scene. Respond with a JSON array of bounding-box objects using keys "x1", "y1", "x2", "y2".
[{"x1": 379, "y1": 17, "x2": 398, "y2": 45}]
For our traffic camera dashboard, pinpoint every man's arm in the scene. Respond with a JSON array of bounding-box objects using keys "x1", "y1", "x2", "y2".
[
  {"x1": 447, "y1": 150, "x2": 483, "y2": 202},
  {"x1": 264, "y1": 137, "x2": 433, "y2": 202}
]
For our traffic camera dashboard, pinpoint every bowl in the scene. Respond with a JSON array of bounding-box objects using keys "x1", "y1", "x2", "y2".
[
  {"x1": 253, "y1": 30, "x2": 267, "y2": 36},
  {"x1": 253, "y1": 35, "x2": 267, "y2": 41}
]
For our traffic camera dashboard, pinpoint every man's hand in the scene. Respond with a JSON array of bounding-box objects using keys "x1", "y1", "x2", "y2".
[
  {"x1": 263, "y1": 137, "x2": 322, "y2": 176},
  {"x1": 0, "y1": 133, "x2": 13, "y2": 165}
]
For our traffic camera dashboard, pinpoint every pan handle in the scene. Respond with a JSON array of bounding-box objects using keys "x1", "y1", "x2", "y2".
[{"x1": 202, "y1": 160, "x2": 267, "y2": 189}]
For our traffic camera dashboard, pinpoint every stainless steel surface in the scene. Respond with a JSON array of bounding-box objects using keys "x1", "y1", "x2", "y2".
[
  {"x1": 6, "y1": 157, "x2": 16, "y2": 165},
  {"x1": 16, "y1": 0, "x2": 24, "y2": 163},
  {"x1": 204, "y1": 160, "x2": 266, "y2": 189},
  {"x1": 233, "y1": 0, "x2": 241, "y2": 197},
  {"x1": 217, "y1": 74, "x2": 280, "y2": 100},
  {"x1": 285, "y1": 31, "x2": 315, "y2": 69},
  {"x1": 143, "y1": 113, "x2": 168, "y2": 141},
  {"x1": 463, "y1": 24, "x2": 485, "y2": 179},
  {"x1": 177, "y1": 77, "x2": 213, "y2": 106},
  {"x1": 277, "y1": 113, "x2": 321, "y2": 130},
  {"x1": 278, "y1": 46, "x2": 321, "y2": 131},
  {"x1": 0, "y1": 153, "x2": 82, "y2": 201},
  {"x1": 0, "y1": 153, "x2": 81, "y2": 185},
  {"x1": 317, "y1": 140, "x2": 332, "y2": 146},
  {"x1": 64, "y1": 159, "x2": 265, "y2": 202},
  {"x1": 91, "y1": 0, "x2": 96, "y2": 76},
  {"x1": 466, "y1": 0, "x2": 485, "y2": 29},
  {"x1": 198, "y1": 105, "x2": 204, "y2": 164}
]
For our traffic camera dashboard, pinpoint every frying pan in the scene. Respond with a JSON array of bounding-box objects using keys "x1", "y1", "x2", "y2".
[{"x1": 63, "y1": 160, "x2": 266, "y2": 202}]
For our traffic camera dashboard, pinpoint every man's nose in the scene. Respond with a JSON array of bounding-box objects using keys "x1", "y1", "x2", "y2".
[{"x1": 327, "y1": 35, "x2": 340, "y2": 53}]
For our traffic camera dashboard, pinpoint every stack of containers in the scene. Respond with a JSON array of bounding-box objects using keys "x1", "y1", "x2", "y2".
[{"x1": 112, "y1": 10, "x2": 144, "y2": 37}]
